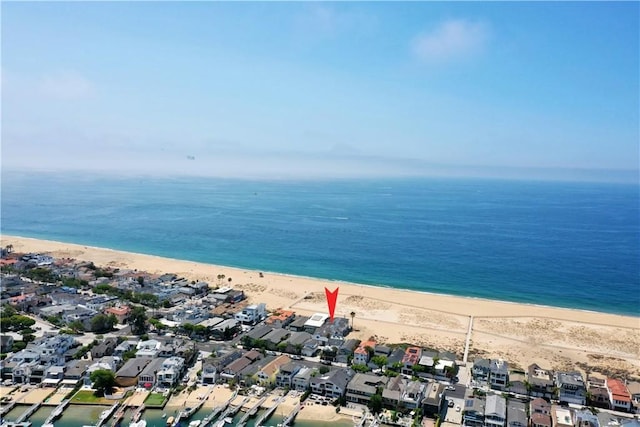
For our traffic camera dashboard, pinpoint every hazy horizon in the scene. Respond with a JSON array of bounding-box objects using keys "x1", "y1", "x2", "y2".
[{"x1": 2, "y1": 2, "x2": 638, "y2": 182}]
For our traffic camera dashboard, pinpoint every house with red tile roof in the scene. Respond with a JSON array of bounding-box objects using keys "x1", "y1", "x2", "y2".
[
  {"x1": 401, "y1": 346, "x2": 422, "y2": 375},
  {"x1": 607, "y1": 378, "x2": 632, "y2": 412},
  {"x1": 105, "y1": 305, "x2": 131, "y2": 324},
  {"x1": 353, "y1": 339, "x2": 376, "y2": 365}
]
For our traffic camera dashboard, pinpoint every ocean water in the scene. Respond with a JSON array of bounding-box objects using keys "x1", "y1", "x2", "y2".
[{"x1": 1, "y1": 172, "x2": 638, "y2": 317}]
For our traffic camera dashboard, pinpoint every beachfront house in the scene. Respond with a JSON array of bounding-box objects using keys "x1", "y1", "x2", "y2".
[
  {"x1": 607, "y1": 378, "x2": 632, "y2": 412},
  {"x1": 266, "y1": 309, "x2": 296, "y2": 328},
  {"x1": 401, "y1": 346, "x2": 423, "y2": 376},
  {"x1": 555, "y1": 371, "x2": 587, "y2": 405},
  {"x1": 138, "y1": 358, "x2": 165, "y2": 389},
  {"x1": 201, "y1": 362, "x2": 218, "y2": 385},
  {"x1": 43, "y1": 365, "x2": 65, "y2": 387},
  {"x1": 527, "y1": 364, "x2": 554, "y2": 399},
  {"x1": 115, "y1": 357, "x2": 153, "y2": 387},
  {"x1": 345, "y1": 373, "x2": 388, "y2": 405},
  {"x1": 310, "y1": 368, "x2": 354, "y2": 399},
  {"x1": 255, "y1": 354, "x2": 291, "y2": 386},
  {"x1": 234, "y1": 303, "x2": 267, "y2": 325},
  {"x1": 489, "y1": 360, "x2": 509, "y2": 391},
  {"x1": 314, "y1": 317, "x2": 350, "y2": 344},
  {"x1": 303, "y1": 313, "x2": 329, "y2": 334},
  {"x1": 275, "y1": 362, "x2": 302, "y2": 388},
  {"x1": 472, "y1": 358, "x2": 492, "y2": 386},
  {"x1": 292, "y1": 366, "x2": 313, "y2": 391}
]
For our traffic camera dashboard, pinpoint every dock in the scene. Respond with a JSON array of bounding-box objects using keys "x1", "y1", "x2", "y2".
[
  {"x1": 236, "y1": 395, "x2": 268, "y2": 427},
  {"x1": 1, "y1": 422, "x2": 32, "y2": 427},
  {"x1": 222, "y1": 396, "x2": 250, "y2": 419},
  {"x1": 282, "y1": 403, "x2": 301, "y2": 427},
  {"x1": 110, "y1": 404, "x2": 126, "y2": 427},
  {"x1": 171, "y1": 391, "x2": 210, "y2": 427},
  {"x1": 96, "y1": 402, "x2": 120, "y2": 427},
  {"x1": 0, "y1": 400, "x2": 17, "y2": 417},
  {"x1": 15, "y1": 403, "x2": 41, "y2": 423},
  {"x1": 131, "y1": 403, "x2": 145, "y2": 422},
  {"x1": 44, "y1": 398, "x2": 70, "y2": 426},
  {"x1": 201, "y1": 389, "x2": 238, "y2": 427},
  {"x1": 255, "y1": 396, "x2": 283, "y2": 427}
]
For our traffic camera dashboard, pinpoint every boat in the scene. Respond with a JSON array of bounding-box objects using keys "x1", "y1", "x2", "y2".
[
  {"x1": 130, "y1": 422, "x2": 147, "y2": 427},
  {"x1": 224, "y1": 418, "x2": 233, "y2": 423},
  {"x1": 166, "y1": 416, "x2": 175, "y2": 426},
  {"x1": 162, "y1": 413, "x2": 167, "y2": 419},
  {"x1": 189, "y1": 421, "x2": 201, "y2": 427}
]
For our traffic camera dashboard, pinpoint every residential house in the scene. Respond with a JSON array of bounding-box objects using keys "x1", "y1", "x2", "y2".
[
  {"x1": 234, "y1": 303, "x2": 267, "y2": 325},
  {"x1": 527, "y1": 364, "x2": 554, "y2": 399},
  {"x1": 255, "y1": 355, "x2": 291, "y2": 386},
  {"x1": 262, "y1": 328, "x2": 290, "y2": 350},
  {"x1": 91, "y1": 338, "x2": 118, "y2": 359},
  {"x1": 63, "y1": 359, "x2": 91, "y2": 386},
  {"x1": 136, "y1": 340, "x2": 161, "y2": 358},
  {"x1": 266, "y1": 309, "x2": 296, "y2": 328},
  {"x1": 283, "y1": 331, "x2": 312, "y2": 355},
  {"x1": 42, "y1": 366, "x2": 65, "y2": 387},
  {"x1": 553, "y1": 408, "x2": 574, "y2": 427},
  {"x1": 314, "y1": 317, "x2": 350, "y2": 344},
  {"x1": 202, "y1": 362, "x2": 218, "y2": 385},
  {"x1": 113, "y1": 340, "x2": 138, "y2": 358},
  {"x1": 627, "y1": 381, "x2": 640, "y2": 405},
  {"x1": 555, "y1": 371, "x2": 586, "y2": 405},
  {"x1": 607, "y1": 378, "x2": 632, "y2": 412},
  {"x1": 310, "y1": 368, "x2": 354, "y2": 399},
  {"x1": 288, "y1": 316, "x2": 309, "y2": 332},
  {"x1": 301, "y1": 339, "x2": 321, "y2": 357},
  {"x1": 530, "y1": 412, "x2": 552, "y2": 427},
  {"x1": 382, "y1": 376, "x2": 425, "y2": 409},
  {"x1": 138, "y1": 358, "x2": 166, "y2": 389},
  {"x1": 115, "y1": 357, "x2": 153, "y2": 387},
  {"x1": 574, "y1": 409, "x2": 600, "y2": 427},
  {"x1": 104, "y1": 306, "x2": 131, "y2": 324},
  {"x1": 473, "y1": 359, "x2": 492, "y2": 386},
  {"x1": 401, "y1": 347, "x2": 422, "y2": 376},
  {"x1": 292, "y1": 366, "x2": 313, "y2": 392},
  {"x1": 490, "y1": 360, "x2": 509, "y2": 391},
  {"x1": 463, "y1": 396, "x2": 486, "y2": 427},
  {"x1": 156, "y1": 357, "x2": 185, "y2": 388},
  {"x1": 484, "y1": 394, "x2": 506, "y2": 427},
  {"x1": 211, "y1": 319, "x2": 240, "y2": 340},
  {"x1": 336, "y1": 339, "x2": 360, "y2": 364},
  {"x1": 530, "y1": 398, "x2": 550, "y2": 416},
  {"x1": 422, "y1": 381, "x2": 446, "y2": 417},
  {"x1": 303, "y1": 313, "x2": 329, "y2": 334},
  {"x1": 387, "y1": 348, "x2": 405, "y2": 367},
  {"x1": 506, "y1": 400, "x2": 526, "y2": 427},
  {"x1": 345, "y1": 373, "x2": 388, "y2": 405},
  {"x1": 219, "y1": 350, "x2": 262, "y2": 384},
  {"x1": 245, "y1": 325, "x2": 273, "y2": 342},
  {"x1": 276, "y1": 362, "x2": 302, "y2": 388},
  {"x1": 353, "y1": 340, "x2": 376, "y2": 366}
]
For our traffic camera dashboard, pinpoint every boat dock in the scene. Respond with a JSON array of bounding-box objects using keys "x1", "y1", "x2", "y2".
[
  {"x1": 96, "y1": 402, "x2": 120, "y2": 427},
  {"x1": 131, "y1": 403, "x2": 146, "y2": 422},
  {"x1": 200, "y1": 389, "x2": 238, "y2": 427},
  {"x1": 221, "y1": 396, "x2": 250, "y2": 419},
  {"x1": 282, "y1": 403, "x2": 301, "y2": 427},
  {"x1": 254, "y1": 396, "x2": 283, "y2": 427},
  {"x1": 110, "y1": 404, "x2": 126, "y2": 427},
  {"x1": 44, "y1": 398, "x2": 70, "y2": 426},
  {"x1": 172, "y1": 395, "x2": 208, "y2": 427},
  {"x1": 236, "y1": 395, "x2": 268, "y2": 427},
  {"x1": 1, "y1": 422, "x2": 32, "y2": 427},
  {"x1": 14, "y1": 403, "x2": 41, "y2": 423},
  {"x1": 0, "y1": 400, "x2": 17, "y2": 417}
]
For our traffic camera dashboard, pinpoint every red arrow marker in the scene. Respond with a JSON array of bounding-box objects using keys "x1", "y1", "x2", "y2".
[{"x1": 325, "y1": 287, "x2": 339, "y2": 322}]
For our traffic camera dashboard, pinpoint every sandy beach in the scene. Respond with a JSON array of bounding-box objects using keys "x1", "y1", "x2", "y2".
[{"x1": 2, "y1": 235, "x2": 639, "y2": 378}]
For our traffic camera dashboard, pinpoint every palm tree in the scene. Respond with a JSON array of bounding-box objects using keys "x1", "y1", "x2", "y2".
[{"x1": 350, "y1": 311, "x2": 356, "y2": 331}]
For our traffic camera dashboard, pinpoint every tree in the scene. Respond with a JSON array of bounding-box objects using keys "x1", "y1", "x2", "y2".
[
  {"x1": 130, "y1": 306, "x2": 148, "y2": 335},
  {"x1": 319, "y1": 365, "x2": 331, "y2": 375},
  {"x1": 350, "y1": 311, "x2": 356, "y2": 330},
  {"x1": 369, "y1": 393, "x2": 383, "y2": 415},
  {"x1": 371, "y1": 355, "x2": 388, "y2": 369},
  {"x1": 90, "y1": 314, "x2": 116, "y2": 333},
  {"x1": 68, "y1": 320, "x2": 85, "y2": 333},
  {"x1": 90, "y1": 369, "x2": 115, "y2": 396}
]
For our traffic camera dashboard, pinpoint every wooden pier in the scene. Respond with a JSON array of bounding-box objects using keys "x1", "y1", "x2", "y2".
[
  {"x1": 282, "y1": 403, "x2": 301, "y2": 427},
  {"x1": 254, "y1": 396, "x2": 283, "y2": 427},
  {"x1": 15, "y1": 402, "x2": 41, "y2": 423},
  {"x1": 236, "y1": 395, "x2": 268, "y2": 427}
]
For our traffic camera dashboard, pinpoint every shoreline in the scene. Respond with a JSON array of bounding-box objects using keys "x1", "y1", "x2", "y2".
[
  {"x1": 2, "y1": 234, "x2": 639, "y2": 377},
  {"x1": 2, "y1": 233, "x2": 637, "y2": 321}
]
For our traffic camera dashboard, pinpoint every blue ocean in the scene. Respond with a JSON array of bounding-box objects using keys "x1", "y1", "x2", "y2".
[{"x1": 1, "y1": 172, "x2": 638, "y2": 316}]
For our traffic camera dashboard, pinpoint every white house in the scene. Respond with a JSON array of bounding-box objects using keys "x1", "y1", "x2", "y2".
[{"x1": 234, "y1": 303, "x2": 266, "y2": 325}]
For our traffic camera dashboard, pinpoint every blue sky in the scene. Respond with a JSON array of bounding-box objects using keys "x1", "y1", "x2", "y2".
[{"x1": 2, "y1": 2, "x2": 638, "y2": 180}]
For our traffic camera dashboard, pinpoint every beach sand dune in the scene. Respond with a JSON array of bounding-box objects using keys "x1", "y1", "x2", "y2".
[{"x1": 3, "y1": 235, "x2": 639, "y2": 378}]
